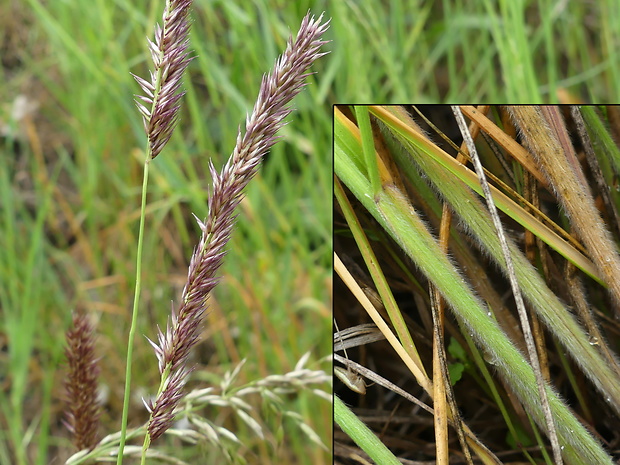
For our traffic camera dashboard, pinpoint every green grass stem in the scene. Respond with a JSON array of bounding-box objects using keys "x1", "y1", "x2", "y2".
[
  {"x1": 334, "y1": 395, "x2": 402, "y2": 465},
  {"x1": 117, "y1": 154, "x2": 151, "y2": 465}
]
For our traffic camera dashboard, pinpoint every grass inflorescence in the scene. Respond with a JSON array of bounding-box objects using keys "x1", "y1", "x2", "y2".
[
  {"x1": 63, "y1": 311, "x2": 101, "y2": 452},
  {"x1": 121, "y1": 6, "x2": 329, "y2": 464},
  {"x1": 134, "y1": 10, "x2": 329, "y2": 451}
]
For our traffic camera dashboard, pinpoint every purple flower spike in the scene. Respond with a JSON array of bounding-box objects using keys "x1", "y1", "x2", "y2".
[
  {"x1": 64, "y1": 311, "x2": 101, "y2": 451},
  {"x1": 133, "y1": 0, "x2": 194, "y2": 159},
  {"x1": 145, "y1": 11, "x2": 330, "y2": 441}
]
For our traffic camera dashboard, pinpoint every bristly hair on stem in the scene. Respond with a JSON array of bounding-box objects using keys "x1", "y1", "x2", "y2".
[
  {"x1": 64, "y1": 311, "x2": 101, "y2": 451},
  {"x1": 132, "y1": 0, "x2": 194, "y2": 159},
  {"x1": 144, "y1": 11, "x2": 330, "y2": 441}
]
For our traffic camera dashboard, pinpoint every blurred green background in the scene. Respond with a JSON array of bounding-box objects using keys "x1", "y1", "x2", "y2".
[{"x1": 2, "y1": 0, "x2": 620, "y2": 463}]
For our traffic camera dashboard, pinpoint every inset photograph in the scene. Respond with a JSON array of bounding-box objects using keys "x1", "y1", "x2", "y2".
[{"x1": 334, "y1": 105, "x2": 620, "y2": 464}]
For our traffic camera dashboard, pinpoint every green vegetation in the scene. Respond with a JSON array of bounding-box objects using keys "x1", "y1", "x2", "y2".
[{"x1": 1, "y1": 1, "x2": 330, "y2": 463}]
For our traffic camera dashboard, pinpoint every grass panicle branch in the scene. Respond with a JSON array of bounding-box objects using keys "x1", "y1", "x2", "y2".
[
  {"x1": 144, "y1": 11, "x2": 330, "y2": 442},
  {"x1": 64, "y1": 311, "x2": 101, "y2": 452},
  {"x1": 132, "y1": 0, "x2": 194, "y2": 159}
]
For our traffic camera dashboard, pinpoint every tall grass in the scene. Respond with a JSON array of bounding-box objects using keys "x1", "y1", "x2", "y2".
[{"x1": 327, "y1": 0, "x2": 620, "y2": 102}]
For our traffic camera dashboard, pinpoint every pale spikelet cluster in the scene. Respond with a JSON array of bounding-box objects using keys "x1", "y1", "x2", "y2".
[
  {"x1": 64, "y1": 311, "x2": 101, "y2": 451},
  {"x1": 133, "y1": 0, "x2": 193, "y2": 159},
  {"x1": 144, "y1": 11, "x2": 330, "y2": 441}
]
